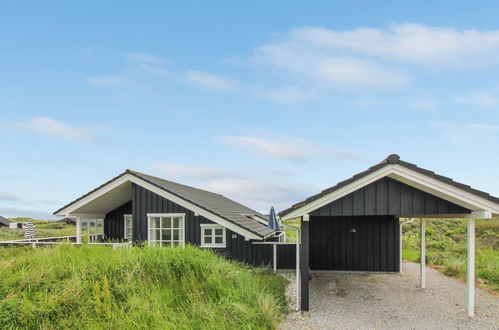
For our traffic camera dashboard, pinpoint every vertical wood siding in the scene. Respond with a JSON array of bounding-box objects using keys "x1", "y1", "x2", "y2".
[
  {"x1": 309, "y1": 215, "x2": 400, "y2": 271},
  {"x1": 131, "y1": 184, "x2": 296, "y2": 269},
  {"x1": 311, "y1": 177, "x2": 470, "y2": 217},
  {"x1": 104, "y1": 201, "x2": 132, "y2": 239}
]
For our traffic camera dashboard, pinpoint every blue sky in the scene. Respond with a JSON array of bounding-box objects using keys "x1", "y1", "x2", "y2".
[{"x1": 1, "y1": 1, "x2": 499, "y2": 218}]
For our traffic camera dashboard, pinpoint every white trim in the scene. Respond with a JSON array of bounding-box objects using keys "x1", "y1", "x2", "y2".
[
  {"x1": 281, "y1": 164, "x2": 499, "y2": 220},
  {"x1": 467, "y1": 217, "x2": 475, "y2": 317},
  {"x1": 200, "y1": 224, "x2": 226, "y2": 248},
  {"x1": 281, "y1": 166, "x2": 393, "y2": 220},
  {"x1": 76, "y1": 217, "x2": 82, "y2": 244},
  {"x1": 420, "y1": 218, "x2": 426, "y2": 289},
  {"x1": 56, "y1": 173, "x2": 262, "y2": 240},
  {"x1": 123, "y1": 214, "x2": 133, "y2": 240},
  {"x1": 147, "y1": 213, "x2": 185, "y2": 247}
]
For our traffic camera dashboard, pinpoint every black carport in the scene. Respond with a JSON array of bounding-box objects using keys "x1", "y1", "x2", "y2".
[{"x1": 279, "y1": 154, "x2": 499, "y2": 317}]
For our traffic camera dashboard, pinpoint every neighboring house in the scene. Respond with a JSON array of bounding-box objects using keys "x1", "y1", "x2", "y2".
[
  {"x1": 279, "y1": 154, "x2": 499, "y2": 316},
  {"x1": 0, "y1": 216, "x2": 11, "y2": 227},
  {"x1": 57, "y1": 217, "x2": 77, "y2": 225},
  {"x1": 8, "y1": 222, "x2": 29, "y2": 229},
  {"x1": 54, "y1": 170, "x2": 295, "y2": 267}
]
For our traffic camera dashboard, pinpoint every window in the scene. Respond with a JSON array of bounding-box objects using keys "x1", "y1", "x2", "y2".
[
  {"x1": 124, "y1": 214, "x2": 133, "y2": 240},
  {"x1": 201, "y1": 224, "x2": 226, "y2": 248},
  {"x1": 80, "y1": 219, "x2": 104, "y2": 242},
  {"x1": 148, "y1": 214, "x2": 185, "y2": 247}
]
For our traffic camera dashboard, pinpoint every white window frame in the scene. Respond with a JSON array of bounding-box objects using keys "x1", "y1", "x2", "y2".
[
  {"x1": 123, "y1": 214, "x2": 133, "y2": 240},
  {"x1": 80, "y1": 219, "x2": 104, "y2": 242},
  {"x1": 200, "y1": 224, "x2": 226, "y2": 248},
  {"x1": 147, "y1": 213, "x2": 185, "y2": 247}
]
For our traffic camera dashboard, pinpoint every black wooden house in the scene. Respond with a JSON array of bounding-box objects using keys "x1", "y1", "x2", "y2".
[{"x1": 54, "y1": 170, "x2": 296, "y2": 268}]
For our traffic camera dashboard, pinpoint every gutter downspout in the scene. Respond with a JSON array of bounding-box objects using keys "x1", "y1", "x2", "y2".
[
  {"x1": 279, "y1": 220, "x2": 300, "y2": 311},
  {"x1": 399, "y1": 218, "x2": 415, "y2": 273}
]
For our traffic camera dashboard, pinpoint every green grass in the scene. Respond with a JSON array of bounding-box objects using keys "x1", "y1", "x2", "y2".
[
  {"x1": 0, "y1": 245, "x2": 288, "y2": 329},
  {"x1": 281, "y1": 218, "x2": 300, "y2": 242},
  {"x1": 0, "y1": 219, "x2": 75, "y2": 241},
  {"x1": 402, "y1": 218, "x2": 499, "y2": 292}
]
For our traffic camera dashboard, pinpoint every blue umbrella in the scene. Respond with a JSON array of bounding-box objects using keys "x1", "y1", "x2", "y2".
[{"x1": 268, "y1": 207, "x2": 280, "y2": 231}]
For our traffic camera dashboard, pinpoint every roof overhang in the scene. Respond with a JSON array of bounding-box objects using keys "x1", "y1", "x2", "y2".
[
  {"x1": 280, "y1": 164, "x2": 499, "y2": 220},
  {"x1": 55, "y1": 173, "x2": 263, "y2": 240}
]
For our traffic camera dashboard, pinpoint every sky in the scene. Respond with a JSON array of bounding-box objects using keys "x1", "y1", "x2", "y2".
[{"x1": 1, "y1": 1, "x2": 499, "y2": 218}]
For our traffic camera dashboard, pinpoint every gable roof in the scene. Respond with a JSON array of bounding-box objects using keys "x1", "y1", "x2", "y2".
[
  {"x1": 54, "y1": 170, "x2": 274, "y2": 239},
  {"x1": 0, "y1": 216, "x2": 11, "y2": 226},
  {"x1": 280, "y1": 154, "x2": 499, "y2": 219}
]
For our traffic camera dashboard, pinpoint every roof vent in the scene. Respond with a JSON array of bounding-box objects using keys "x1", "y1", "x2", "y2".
[{"x1": 386, "y1": 154, "x2": 400, "y2": 164}]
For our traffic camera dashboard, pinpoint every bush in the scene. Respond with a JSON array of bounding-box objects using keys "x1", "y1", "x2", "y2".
[{"x1": 0, "y1": 245, "x2": 288, "y2": 329}]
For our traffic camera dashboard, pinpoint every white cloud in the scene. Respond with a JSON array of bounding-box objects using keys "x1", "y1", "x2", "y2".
[
  {"x1": 253, "y1": 23, "x2": 499, "y2": 94},
  {"x1": 150, "y1": 162, "x2": 311, "y2": 211},
  {"x1": 257, "y1": 42, "x2": 408, "y2": 89},
  {"x1": 0, "y1": 192, "x2": 18, "y2": 201},
  {"x1": 287, "y1": 24, "x2": 499, "y2": 67},
  {"x1": 221, "y1": 133, "x2": 359, "y2": 162},
  {"x1": 0, "y1": 207, "x2": 56, "y2": 219},
  {"x1": 18, "y1": 117, "x2": 101, "y2": 142},
  {"x1": 185, "y1": 70, "x2": 239, "y2": 91},
  {"x1": 431, "y1": 122, "x2": 499, "y2": 143},
  {"x1": 455, "y1": 92, "x2": 499, "y2": 108},
  {"x1": 86, "y1": 75, "x2": 142, "y2": 89},
  {"x1": 199, "y1": 177, "x2": 304, "y2": 211},
  {"x1": 256, "y1": 86, "x2": 312, "y2": 103},
  {"x1": 150, "y1": 162, "x2": 237, "y2": 180}
]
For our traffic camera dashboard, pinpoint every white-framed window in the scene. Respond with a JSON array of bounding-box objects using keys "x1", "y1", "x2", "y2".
[
  {"x1": 147, "y1": 213, "x2": 185, "y2": 247},
  {"x1": 80, "y1": 219, "x2": 104, "y2": 242},
  {"x1": 200, "y1": 224, "x2": 226, "y2": 248},
  {"x1": 123, "y1": 214, "x2": 133, "y2": 240}
]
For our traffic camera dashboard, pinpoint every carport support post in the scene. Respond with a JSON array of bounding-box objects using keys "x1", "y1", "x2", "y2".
[
  {"x1": 300, "y1": 214, "x2": 310, "y2": 312},
  {"x1": 420, "y1": 218, "x2": 426, "y2": 289},
  {"x1": 467, "y1": 216, "x2": 475, "y2": 317},
  {"x1": 75, "y1": 217, "x2": 82, "y2": 244}
]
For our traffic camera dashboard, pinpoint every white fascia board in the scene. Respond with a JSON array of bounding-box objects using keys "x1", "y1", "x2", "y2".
[
  {"x1": 71, "y1": 213, "x2": 106, "y2": 219},
  {"x1": 55, "y1": 174, "x2": 132, "y2": 216},
  {"x1": 281, "y1": 164, "x2": 499, "y2": 220},
  {"x1": 280, "y1": 166, "x2": 394, "y2": 220},
  {"x1": 389, "y1": 165, "x2": 499, "y2": 214},
  {"x1": 57, "y1": 173, "x2": 262, "y2": 240}
]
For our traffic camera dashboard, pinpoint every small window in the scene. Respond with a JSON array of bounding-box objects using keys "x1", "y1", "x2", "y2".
[
  {"x1": 201, "y1": 224, "x2": 226, "y2": 248},
  {"x1": 124, "y1": 215, "x2": 133, "y2": 240}
]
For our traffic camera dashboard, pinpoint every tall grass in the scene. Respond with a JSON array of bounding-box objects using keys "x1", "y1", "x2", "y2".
[
  {"x1": 0, "y1": 245, "x2": 288, "y2": 329},
  {"x1": 402, "y1": 218, "x2": 499, "y2": 292},
  {"x1": 0, "y1": 220, "x2": 75, "y2": 241}
]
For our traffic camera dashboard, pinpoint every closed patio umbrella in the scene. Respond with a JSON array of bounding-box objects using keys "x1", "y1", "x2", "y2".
[{"x1": 268, "y1": 207, "x2": 280, "y2": 231}]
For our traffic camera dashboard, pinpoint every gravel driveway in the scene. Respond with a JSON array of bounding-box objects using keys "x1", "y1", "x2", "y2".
[{"x1": 280, "y1": 262, "x2": 498, "y2": 329}]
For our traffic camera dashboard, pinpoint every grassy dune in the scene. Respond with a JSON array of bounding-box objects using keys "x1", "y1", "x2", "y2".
[
  {"x1": 402, "y1": 218, "x2": 499, "y2": 292},
  {"x1": 0, "y1": 245, "x2": 288, "y2": 329},
  {"x1": 0, "y1": 219, "x2": 75, "y2": 241}
]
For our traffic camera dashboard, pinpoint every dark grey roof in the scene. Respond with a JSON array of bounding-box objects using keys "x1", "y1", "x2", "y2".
[
  {"x1": 279, "y1": 154, "x2": 499, "y2": 217},
  {"x1": 54, "y1": 170, "x2": 274, "y2": 238},
  {"x1": 57, "y1": 217, "x2": 77, "y2": 225},
  {"x1": 0, "y1": 216, "x2": 11, "y2": 226},
  {"x1": 129, "y1": 170, "x2": 274, "y2": 238}
]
